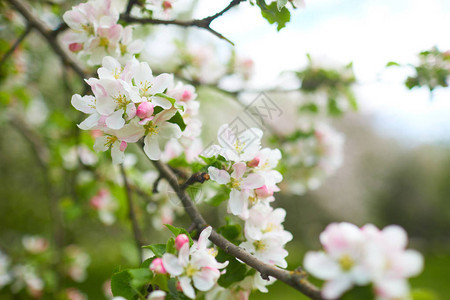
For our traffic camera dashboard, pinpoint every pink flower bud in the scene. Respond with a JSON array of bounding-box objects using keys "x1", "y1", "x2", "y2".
[
  {"x1": 120, "y1": 141, "x2": 128, "y2": 152},
  {"x1": 150, "y1": 258, "x2": 167, "y2": 274},
  {"x1": 136, "y1": 102, "x2": 154, "y2": 119},
  {"x1": 181, "y1": 90, "x2": 192, "y2": 102},
  {"x1": 175, "y1": 234, "x2": 189, "y2": 251},
  {"x1": 248, "y1": 157, "x2": 260, "y2": 168},
  {"x1": 68, "y1": 43, "x2": 83, "y2": 53},
  {"x1": 255, "y1": 185, "x2": 273, "y2": 198},
  {"x1": 162, "y1": 1, "x2": 172, "y2": 10}
]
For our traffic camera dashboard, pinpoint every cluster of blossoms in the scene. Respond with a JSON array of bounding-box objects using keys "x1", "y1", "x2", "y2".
[
  {"x1": 72, "y1": 56, "x2": 196, "y2": 164},
  {"x1": 0, "y1": 237, "x2": 90, "y2": 298},
  {"x1": 90, "y1": 188, "x2": 119, "y2": 225},
  {"x1": 148, "y1": 227, "x2": 228, "y2": 299},
  {"x1": 63, "y1": 0, "x2": 143, "y2": 66},
  {"x1": 304, "y1": 222, "x2": 424, "y2": 300},
  {"x1": 203, "y1": 124, "x2": 292, "y2": 294},
  {"x1": 64, "y1": 245, "x2": 91, "y2": 282},
  {"x1": 283, "y1": 123, "x2": 344, "y2": 194}
]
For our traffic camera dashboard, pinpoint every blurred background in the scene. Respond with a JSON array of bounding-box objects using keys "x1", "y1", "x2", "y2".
[{"x1": 1, "y1": 0, "x2": 449, "y2": 299}]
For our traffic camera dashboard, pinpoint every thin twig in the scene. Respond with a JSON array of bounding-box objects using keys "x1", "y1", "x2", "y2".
[
  {"x1": 149, "y1": 159, "x2": 323, "y2": 300},
  {"x1": 120, "y1": 0, "x2": 246, "y2": 45},
  {"x1": 120, "y1": 164, "x2": 144, "y2": 259},
  {"x1": 180, "y1": 172, "x2": 210, "y2": 190},
  {"x1": 0, "y1": 25, "x2": 32, "y2": 68}
]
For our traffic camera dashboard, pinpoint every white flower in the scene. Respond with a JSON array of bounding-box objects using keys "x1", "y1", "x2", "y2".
[
  {"x1": 161, "y1": 227, "x2": 228, "y2": 299},
  {"x1": 0, "y1": 251, "x2": 11, "y2": 288},
  {"x1": 240, "y1": 232, "x2": 291, "y2": 268},
  {"x1": 208, "y1": 162, "x2": 264, "y2": 218},
  {"x1": 244, "y1": 203, "x2": 291, "y2": 242},
  {"x1": 22, "y1": 235, "x2": 49, "y2": 254},
  {"x1": 143, "y1": 109, "x2": 183, "y2": 160}
]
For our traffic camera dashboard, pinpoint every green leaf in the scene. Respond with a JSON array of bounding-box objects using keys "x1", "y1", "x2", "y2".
[
  {"x1": 154, "y1": 93, "x2": 177, "y2": 105},
  {"x1": 217, "y1": 223, "x2": 242, "y2": 243},
  {"x1": 141, "y1": 257, "x2": 155, "y2": 269},
  {"x1": 129, "y1": 268, "x2": 153, "y2": 290},
  {"x1": 142, "y1": 244, "x2": 166, "y2": 257},
  {"x1": 277, "y1": 0, "x2": 288, "y2": 11},
  {"x1": 111, "y1": 270, "x2": 137, "y2": 299},
  {"x1": 340, "y1": 285, "x2": 373, "y2": 300},
  {"x1": 411, "y1": 288, "x2": 440, "y2": 300},
  {"x1": 258, "y1": 1, "x2": 291, "y2": 31},
  {"x1": 299, "y1": 103, "x2": 319, "y2": 114},
  {"x1": 208, "y1": 188, "x2": 230, "y2": 206},
  {"x1": 168, "y1": 111, "x2": 187, "y2": 132},
  {"x1": 386, "y1": 61, "x2": 400, "y2": 67},
  {"x1": 217, "y1": 251, "x2": 247, "y2": 288},
  {"x1": 166, "y1": 237, "x2": 176, "y2": 254}
]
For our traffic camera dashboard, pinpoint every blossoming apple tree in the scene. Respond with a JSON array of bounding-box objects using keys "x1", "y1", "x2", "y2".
[{"x1": 0, "y1": 0, "x2": 429, "y2": 299}]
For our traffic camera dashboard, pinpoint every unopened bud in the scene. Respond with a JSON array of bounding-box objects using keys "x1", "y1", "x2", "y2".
[
  {"x1": 248, "y1": 157, "x2": 260, "y2": 168},
  {"x1": 69, "y1": 43, "x2": 83, "y2": 53},
  {"x1": 175, "y1": 234, "x2": 189, "y2": 251},
  {"x1": 150, "y1": 258, "x2": 167, "y2": 274},
  {"x1": 255, "y1": 185, "x2": 273, "y2": 198},
  {"x1": 136, "y1": 102, "x2": 154, "y2": 119}
]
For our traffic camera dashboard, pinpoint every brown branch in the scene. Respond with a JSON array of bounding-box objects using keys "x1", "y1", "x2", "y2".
[
  {"x1": 7, "y1": 0, "x2": 88, "y2": 81},
  {"x1": 0, "y1": 25, "x2": 32, "y2": 68},
  {"x1": 180, "y1": 172, "x2": 210, "y2": 190},
  {"x1": 120, "y1": 0, "x2": 246, "y2": 45},
  {"x1": 120, "y1": 164, "x2": 144, "y2": 259},
  {"x1": 149, "y1": 159, "x2": 323, "y2": 300}
]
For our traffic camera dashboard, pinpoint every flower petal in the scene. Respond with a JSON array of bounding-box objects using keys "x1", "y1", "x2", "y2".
[
  {"x1": 179, "y1": 276, "x2": 195, "y2": 299},
  {"x1": 144, "y1": 135, "x2": 161, "y2": 160},
  {"x1": 162, "y1": 253, "x2": 183, "y2": 276}
]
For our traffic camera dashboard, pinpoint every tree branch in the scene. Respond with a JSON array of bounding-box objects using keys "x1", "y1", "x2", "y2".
[
  {"x1": 120, "y1": 164, "x2": 144, "y2": 259},
  {"x1": 0, "y1": 25, "x2": 32, "y2": 68},
  {"x1": 7, "y1": 0, "x2": 88, "y2": 81},
  {"x1": 120, "y1": 0, "x2": 246, "y2": 45},
  {"x1": 149, "y1": 159, "x2": 323, "y2": 300}
]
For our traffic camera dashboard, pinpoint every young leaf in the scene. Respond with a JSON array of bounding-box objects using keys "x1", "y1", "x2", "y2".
[
  {"x1": 142, "y1": 244, "x2": 166, "y2": 257},
  {"x1": 258, "y1": 1, "x2": 291, "y2": 31},
  {"x1": 168, "y1": 111, "x2": 187, "y2": 131},
  {"x1": 111, "y1": 270, "x2": 137, "y2": 299}
]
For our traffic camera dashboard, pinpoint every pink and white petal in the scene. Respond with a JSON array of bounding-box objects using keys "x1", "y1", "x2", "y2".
[
  {"x1": 400, "y1": 250, "x2": 424, "y2": 277},
  {"x1": 207, "y1": 167, "x2": 230, "y2": 185},
  {"x1": 105, "y1": 109, "x2": 125, "y2": 130},
  {"x1": 374, "y1": 278, "x2": 410, "y2": 299},
  {"x1": 148, "y1": 290, "x2": 166, "y2": 300},
  {"x1": 93, "y1": 136, "x2": 110, "y2": 152},
  {"x1": 71, "y1": 94, "x2": 96, "y2": 114},
  {"x1": 193, "y1": 267, "x2": 220, "y2": 291},
  {"x1": 125, "y1": 103, "x2": 136, "y2": 120},
  {"x1": 228, "y1": 189, "x2": 245, "y2": 216},
  {"x1": 217, "y1": 124, "x2": 236, "y2": 150},
  {"x1": 161, "y1": 253, "x2": 183, "y2": 276},
  {"x1": 143, "y1": 135, "x2": 161, "y2": 160},
  {"x1": 159, "y1": 123, "x2": 182, "y2": 139},
  {"x1": 303, "y1": 252, "x2": 341, "y2": 280},
  {"x1": 178, "y1": 243, "x2": 190, "y2": 268},
  {"x1": 322, "y1": 277, "x2": 353, "y2": 300},
  {"x1": 111, "y1": 141, "x2": 125, "y2": 165},
  {"x1": 102, "y1": 56, "x2": 121, "y2": 72},
  {"x1": 127, "y1": 39, "x2": 144, "y2": 54},
  {"x1": 133, "y1": 62, "x2": 152, "y2": 87},
  {"x1": 231, "y1": 162, "x2": 246, "y2": 179},
  {"x1": 78, "y1": 113, "x2": 101, "y2": 130},
  {"x1": 179, "y1": 276, "x2": 195, "y2": 299},
  {"x1": 115, "y1": 120, "x2": 145, "y2": 143},
  {"x1": 96, "y1": 95, "x2": 116, "y2": 115},
  {"x1": 150, "y1": 73, "x2": 174, "y2": 94},
  {"x1": 242, "y1": 173, "x2": 265, "y2": 190},
  {"x1": 197, "y1": 226, "x2": 212, "y2": 250},
  {"x1": 382, "y1": 225, "x2": 408, "y2": 250}
]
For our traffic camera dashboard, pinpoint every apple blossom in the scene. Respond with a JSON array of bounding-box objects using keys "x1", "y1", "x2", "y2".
[
  {"x1": 11, "y1": 264, "x2": 44, "y2": 297},
  {"x1": 175, "y1": 234, "x2": 190, "y2": 251},
  {"x1": 304, "y1": 222, "x2": 424, "y2": 299},
  {"x1": 150, "y1": 258, "x2": 167, "y2": 274},
  {"x1": 148, "y1": 290, "x2": 167, "y2": 300},
  {"x1": 22, "y1": 235, "x2": 49, "y2": 254},
  {"x1": 0, "y1": 250, "x2": 11, "y2": 288},
  {"x1": 62, "y1": 0, "x2": 143, "y2": 65},
  {"x1": 161, "y1": 227, "x2": 228, "y2": 299},
  {"x1": 90, "y1": 188, "x2": 118, "y2": 225},
  {"x1": 64, "y1": 245, "x2": 91, "y2": 282},
  {"x1": 208, "y1": 162, "x2": 265, "y2": 218}
]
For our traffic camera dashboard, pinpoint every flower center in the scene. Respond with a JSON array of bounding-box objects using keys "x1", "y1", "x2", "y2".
[
  {"x1": 104, "y1": 136, "x2": 117, "y2": 148},
  {"x1": 185, "y1": 264, "x2": 198, "y2": 277},
  {"x1": 253, "y1": 240, "x2": 266, "y2": 251},
  {"x1": 144, "y1": 122, "x2": 159, "y2": 136},
  {"x1": 338, "y1": 254, "x2": 354, "y2": 271},
  {"x1": 229, "y1": 177, "x2": 241, "y2": 189},
  {"x1": 99, "y1": 37, "x2": 109, "y2": 47},
  {"x1": 113, "y1": 94, "x2": 130, "y2": 109}
]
